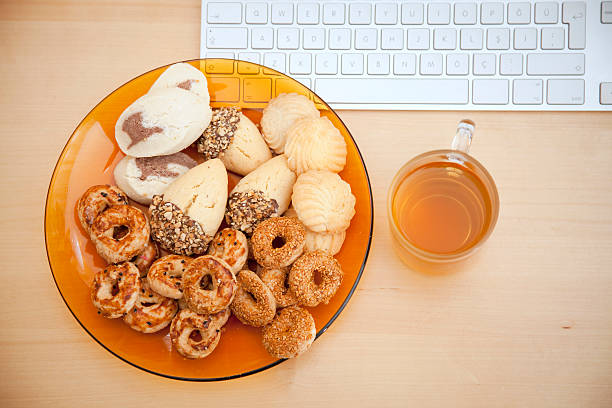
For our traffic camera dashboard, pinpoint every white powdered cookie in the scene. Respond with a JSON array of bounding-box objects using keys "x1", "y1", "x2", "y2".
[
  {"x1": 149, "y1": 62, "x2": 210, "y2": 104},
  {"x1": 304, "y1": 229, "x2": 346, "y2": 256},
  {"x1": 260, "y1": 93, "x2": 319, "y2": 154},
  {"x1": 284, "y1": 116, "x2": 347, "y2": 175},
  {"x1": 292, "y1": 170, "x2": 356, "y2": 233},
  {"x1": 115, "y1": 87, "x2": 212, "y2": 158},
  {"x1": 113, "y1": 153, "x2": 197, "y2": 205}
]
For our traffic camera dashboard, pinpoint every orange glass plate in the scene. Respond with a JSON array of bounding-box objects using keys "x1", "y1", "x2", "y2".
[{"x1": 44, "y1": 59, "x2": 373, "y2": 381}]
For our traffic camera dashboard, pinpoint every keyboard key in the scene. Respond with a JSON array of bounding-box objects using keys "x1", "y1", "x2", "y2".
[
  {"x1": 514, "y1": 28, "x2": 537, "y2": 49},
  {"x1": 393, "y1": 54, "x2": 417, "y2": 75},
  {"x1": 507, "y1": 3, "x2": 531, "y2": 24},
  {"x1": 207, "y1": 2, "x2": 242, "y2": 24},
  {"x1": 271, "y1": 3, "x2": 293, "y2": 24},
  {"x1": 535, "y1": 2, "x2": 558, "y2": 23},
  {"x1": 277, "y1": 28, "x2": 299, "y2": 49},
  {"x1": 263, "y1": 53, "x2": 286, "y2": 73},
  {"x1": 447, "y1": 54, "x2": 469, "y2": 75},
  {"x1": 541, "y1": 27, "x2": 565, "y2": 49},
  {"x1": 460, "y1": 28, "x2": 483, "y2": 49},
  {"x1": 562, "y1": 2, "x2": 586, "y2": 49},
  {"x1": 434, "y1": 28, "x2": 457, "y2": 50},
  {"x1": 349, "y1": 3, "x2": 372, "y2": 24},
  {"x1": 206, "y1": 27, "x2": 248, "y2": 49},
  {"x1": 205, "y1": 55, "x2": 235, "y2": 74},
  {"x1": 297, "y1": 3, "x2": 319, "y2": 25},
  {"x1": 547, "y1": 79, "x2": 584, "y2": 104},
  {"x1": 275, "y1": 78, "x2": 310, "y2": 96},
  {"x1": 407, "y1": 29, "x2": 430, "y2": 50},
  {"x1": 513, "y1": 79, "x2": 543, "y2": 104},
  {"x1": 323, "y1": 3, "x2": 345, "y2": 24},
  {"x1": 474, "y1": 54, "x2": 496, "y2": 75},
  {"x1": 420, "y1": 54, "x2": 443, "y2": 75},
  {"x1": 603, "y1": 2, "x2": 612, "y2": 23},
  {"x1": 487, "y1": 28, "x2": 510, "y2": 49},
  {"x1": 315, "y1": 78, "x2": 469, "y2": 104},
  {"x1": 244, "y1": 78, "x2": 271, "y2": 102},
  {"x1": 454, "y1": 3, "x2": 478, "y2": 24},
  {"x1": 382, "y1": 29, "x2": 404, "y2": 50},
  {"x1": 401, "y1": 3, "x2": 424, "y2": 24},
  {"x1": 600, "y1": 83, "x2": 612, "y2": 104},
  {"x1": 428, "y1": 3, "x2": 451, "y2": 24},
  {"x1": 375, "y1": 3, "x2": 398, "y2": 24},
  {"x1": 500, "y1": 53, "x2": 523, "y2": 75},
  {"x1": 251, "y1": 27, "x2": 273, "y2": 49},
  {"x1": 289, "y1": 53, "x2": 312, "y2": 74},
  {"x1": 316, "y1": 54, "x2": 338, "y2": 74},
  {"x1": 245, "y1": 3, "x2": 267, "y2": 24},
  {"x1": 208, "y1": 77, "x2": 239, "y2": 102},
  {"x1": 355, "y1": 28, "x2": 377, "y2": 50},
  {"x1": 341, "y1": 54, "x2": 364, "y2": 74},
  {"x1": 329, "y1": 28, "x2": 351, "y2": 50},
  {"x1": 368, "y1": 54, "x2": 390, "y2": 75},
  {"x1": 473, "y1": 79, "x2": 508, "y2": 104},
  {"x1": 527, "y1": 53, "x2": 585, "y2": 75},
  {"x1": 303, "y1": 28, "x2": 325, "y2": 49},
  {"x1": 481, "y1": 3, "x2": 504, "y2": 24},
  {"x1": 237, "y1": 52, "x2": 260, "y2": 74}
]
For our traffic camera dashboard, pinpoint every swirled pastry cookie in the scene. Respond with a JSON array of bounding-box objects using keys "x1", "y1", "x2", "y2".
[
  {"x1": 304, "y1": 229, "x2": 346, "y2": 256},
  {"x1": 149, "y1": 62, "x2": 210, "y2": 104},
  {"x1": 260, "y1": 93, "x2": 319, "y2": 154},
  {"x1": 197, "y1": 107, "x2": 271, "y2": 176},
  {"x1": 292, "y1": 170, "x2": 356, "y2": 233},
  {"x1": 284, "y1": 116, "x2": 347, "y2": 175},
  {"x1": 225, "y1": 155, "x2": 296, "y2": 235}
]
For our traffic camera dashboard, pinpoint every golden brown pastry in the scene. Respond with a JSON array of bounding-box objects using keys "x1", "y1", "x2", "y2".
[
  {"x1": 123, "y1": 279, "x2": 178, "y2": 333},
  {"x1": 262, "y1": 306, "x2": 316, "y2": 359}
]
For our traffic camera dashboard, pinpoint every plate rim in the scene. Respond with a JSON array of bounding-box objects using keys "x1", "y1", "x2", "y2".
[{"x1": 44, "y1": 58, "x2": 374, "y2": 382}]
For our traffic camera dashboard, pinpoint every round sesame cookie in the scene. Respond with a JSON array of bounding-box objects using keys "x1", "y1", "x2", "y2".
[
  {"x1": 262, "y1": 306, "x2": 316, "y2": 359},
  {"x1": 288, "y1": 251, "x2": 343, "y2": 307}
]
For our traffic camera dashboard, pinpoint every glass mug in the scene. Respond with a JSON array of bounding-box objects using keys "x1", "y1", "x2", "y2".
[{"x1": 387, "y1": 120, "x2": 499, "y2": 269}]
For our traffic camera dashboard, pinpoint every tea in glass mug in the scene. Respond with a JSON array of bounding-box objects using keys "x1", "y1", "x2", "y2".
[{"x1": 388, "y1": 121, "x2": 499, "y2": 266}]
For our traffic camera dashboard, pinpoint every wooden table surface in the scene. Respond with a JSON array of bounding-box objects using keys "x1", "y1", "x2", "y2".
[{"x1": 2, "y1": 1, "x2": 611, "y2": 406}]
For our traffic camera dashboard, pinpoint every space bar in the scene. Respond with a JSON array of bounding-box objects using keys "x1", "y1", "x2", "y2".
[{"x1": 314, "y1": 79, "x2": 469, "y2": 104}]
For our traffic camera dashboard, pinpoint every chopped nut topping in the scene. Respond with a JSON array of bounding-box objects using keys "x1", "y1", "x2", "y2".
[
  {"x1": 196, "y1": 107, "x2": 241, "y2": 160},
  {"x1": 149, "y1": 195, "x2": 211, "y2": 256},
  {"x1": 225, "y1": 190, "x2": 279, "y2": 235}
]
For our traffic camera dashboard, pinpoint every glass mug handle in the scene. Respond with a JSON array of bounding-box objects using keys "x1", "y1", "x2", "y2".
[{"x1": 451, "y1": 120, "x2": 475, "y2": 154}]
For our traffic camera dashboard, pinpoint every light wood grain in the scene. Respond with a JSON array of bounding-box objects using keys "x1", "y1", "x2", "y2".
[{"x1": 1, "y1": 1, "x2": 611, "y2": 407}]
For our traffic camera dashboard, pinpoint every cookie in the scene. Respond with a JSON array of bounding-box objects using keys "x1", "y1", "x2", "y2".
[
  {"x1": 115, "y1": 87, "x2": 212, "y2": 157},
  {"x1": 284, "y1": 116, "x2": 347, "y2": 175},
  {"x1": 113, "y1": 152, "x2": 197, "y2": 205},
  {"x1": 291, "y1": 170, "x2": 356, "y2": 233},
  {"x1": 149, "y1": 62, "x2": 210, "y2": 104},
  {"x1": 260, "y1": 93, "x2": 319, "y2": 154}
]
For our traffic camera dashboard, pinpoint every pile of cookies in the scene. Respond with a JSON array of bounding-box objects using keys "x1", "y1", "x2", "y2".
[{"x1": 77, "y1": 62, "x2": 356, "y2": 360}]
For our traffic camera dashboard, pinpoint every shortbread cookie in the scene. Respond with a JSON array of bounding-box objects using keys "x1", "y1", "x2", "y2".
[
  {"x1": 115, "y1": 87, "x2": 212, "y2": 157},
  {"x1": 226, "y1": 155, "x2": 296, "y2": 234},
  {"x1": 149, "y1": 62, "x2": 210, "y2": 104},
  {"x1": 260, "y1": 93, "x2": 319, "y2": 154},
  {"x1": 304, "y1": 229, "x2": 346, "y2": 256},
  {"x1": 292, "y1": 170, "x2": 356, "y2": 233},
  {"x1": 149, "y1": 158, "x2": 227, "y2": 255},
  {"x1": 197, "y1": 107, "x2": 271, "y2": 176},
  {"x1": 284, "y1": 116, "x2": 347, "y2": 175},
  {"x1": 113, "y1": 152, "x2": 197, "y2": 205}
]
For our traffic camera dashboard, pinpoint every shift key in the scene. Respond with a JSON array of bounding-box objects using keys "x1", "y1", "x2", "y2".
[{"x1": 527, "y1": 53, "x2": 585, "y2": 75}]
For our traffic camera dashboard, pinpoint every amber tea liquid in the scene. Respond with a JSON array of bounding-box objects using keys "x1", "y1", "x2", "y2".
[{"x1": 391, "y1": 161, "x2": 493, "y2": 255}]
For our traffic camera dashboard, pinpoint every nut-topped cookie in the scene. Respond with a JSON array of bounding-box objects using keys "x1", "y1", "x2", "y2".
[{"x1": 197, "y1": 107, "x2": 271, "y2": 176}]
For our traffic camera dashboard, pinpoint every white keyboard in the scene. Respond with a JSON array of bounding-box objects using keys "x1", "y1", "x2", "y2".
[{"x1": 200, "y1": 1, "x2": 612, "y2": 110}]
